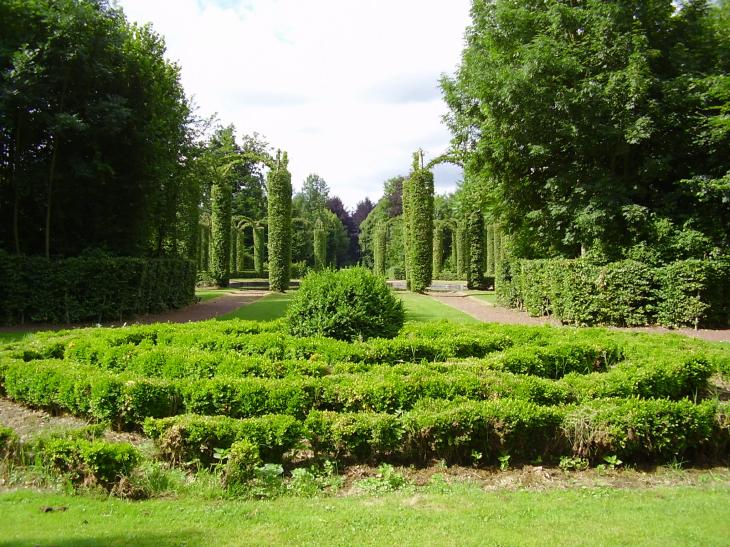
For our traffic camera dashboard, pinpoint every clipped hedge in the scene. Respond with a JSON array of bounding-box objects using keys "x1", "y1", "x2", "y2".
[
  {"x1": 0, "y1": 252, "x2": 196, "y2": 325},
  {"x1": 267, "y1": 151, "x2": 292, "y2": 292},
  {"x1": 40, "y1": 437, "x2": 140, "y2": 488},
  {"x1": 143, "y1": 413, "x2": 302, "y2": 465},
  {"x1": 497, "y1": 257, "x2": 730, "y2": 327}
]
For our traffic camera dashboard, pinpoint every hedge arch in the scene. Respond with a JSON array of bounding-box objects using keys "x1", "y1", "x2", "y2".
[
  {"x1": 267, "y1": 151, "x2": 292, "y2": 292},
  {"x1": 234, "y1": 216, "x2": 267, "y2": 276}
]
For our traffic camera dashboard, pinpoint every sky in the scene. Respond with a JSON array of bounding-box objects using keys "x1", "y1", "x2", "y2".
[{"x1": 117, "y1": 0, "x2": 471, "y2": 210}]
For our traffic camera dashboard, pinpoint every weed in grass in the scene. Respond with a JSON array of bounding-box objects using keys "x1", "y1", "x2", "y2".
[{"x1": 355, "y1": 464, "x2": 409, "y2": 494}]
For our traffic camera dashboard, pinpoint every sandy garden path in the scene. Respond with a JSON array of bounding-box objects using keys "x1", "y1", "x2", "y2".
[{"x1": 430, "y1": 292, "x2": 730, "y2": 343}]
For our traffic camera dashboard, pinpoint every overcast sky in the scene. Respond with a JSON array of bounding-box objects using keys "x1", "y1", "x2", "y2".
[{"x1": 117, "y1": 0, "x2": 471, "y2": 209}]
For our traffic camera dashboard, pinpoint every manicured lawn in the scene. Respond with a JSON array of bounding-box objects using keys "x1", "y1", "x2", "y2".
[
  {"x1": 195, "y1": 288, "x2": 236, "y2": 302},
  {"x1": 471, "y1": 292, "x2": 497, "y2": 305},
  {"x1": 218, "y1": 292, "x2": 294, "y2": 321},
  {"x1": 398, "y1": 292, "x2": 479, "y2": 323},
  {"x1": 2, "y1": 485, "x2": 729, "y2": 546},
  {"x1": 216, "y1": 290, "x2": 478, "y2": 324}
]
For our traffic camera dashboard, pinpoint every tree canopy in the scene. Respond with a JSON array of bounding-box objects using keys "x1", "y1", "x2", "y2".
[{"x1": 442, "y1": 0, "x2": 730, "y2": 262}]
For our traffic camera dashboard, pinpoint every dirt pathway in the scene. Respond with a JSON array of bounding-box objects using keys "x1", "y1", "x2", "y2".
[
  {"x1": 430, "y1": 293, "x2": 730, "y2": 343},
  {"x1": 0, "y1": 290, "x2": 268, "y2": 334}
]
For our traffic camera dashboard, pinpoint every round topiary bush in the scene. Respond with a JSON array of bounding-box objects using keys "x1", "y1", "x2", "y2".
[{"x1": 286, "y1": 267, "x2": 405, "y2": 341}]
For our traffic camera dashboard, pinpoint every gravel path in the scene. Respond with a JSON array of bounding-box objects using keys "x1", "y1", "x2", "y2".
[
  {"x1": 430, "y1": 293, "x2": 730, "y2": 343},
  {"x1": 0, "y1": 290, "x2": 268, "y2": 334}
]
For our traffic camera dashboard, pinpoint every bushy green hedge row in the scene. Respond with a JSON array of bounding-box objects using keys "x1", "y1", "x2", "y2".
[
  {"x1": 144, "y1": 398, "x2": 729, "y2": 466},
  {"x1": 0, "y1": 252, "x2": 196, "y2": 325},
  {"x1": 40, "y1": 437, "x2": 140, "y2": 488},
  {"x1": 51, "y1": 326, "x2": 512, "y2": 367},
  {"x1": 2, "y1": 353, "x2": 712, "y2": 426},
  {"x1": 497, "y1": 258, "x2": 730, "y2": 327},
  {"x1": 143, "y1": 413, "x2": 301, "y2": 465}
]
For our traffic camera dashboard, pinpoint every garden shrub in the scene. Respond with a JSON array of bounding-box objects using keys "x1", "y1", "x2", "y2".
[
  {"x1": 0, "y1": 252, "x2": 196, "y2": 325},
  {"x1": 305, "y1": 411, "x2": 403, "y2": 462},
  {"x1": 562, "y1": 398, "x2": 718, "y2": 463},
  {"x1": 40, "y1": 438, "x2": 140, "y2": 489},
  {"x1": 223, "y1": 439, "x2": 261, "y2": 486},
  {"x1": 143, "y1": 414, "x2": 302, "y2": 465},
  {"x1": 286, "y1": 267, "x2": 405, "y2": 341}
]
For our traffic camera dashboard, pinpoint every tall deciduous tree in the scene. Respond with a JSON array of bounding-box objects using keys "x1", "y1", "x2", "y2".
[{"x1": 443, "y1": 0, "x2": 730, "y2": 260}]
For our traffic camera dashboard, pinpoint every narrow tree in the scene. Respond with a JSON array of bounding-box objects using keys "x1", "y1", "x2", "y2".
[
  {"x1": 313, "y1": 218, "x2": 327, "y2": 270},
  {"x1": 267, "y1": 151, "x2": 292, "y2": 291},
  {"x1": 374, "y1": 222, "x2": 387, "y2": 277},
  {"x1": 467, "y1": 211, "x2": 485, "y2": 289}
]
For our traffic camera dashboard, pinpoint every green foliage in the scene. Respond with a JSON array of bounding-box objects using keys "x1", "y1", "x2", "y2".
[
  {"x1": 253, "y1": 226, "x2": 265, "y2": 276},
  {"x1": 0, "y1": 0, "x2": 198, "y2": 258},
  {"x1": 222, "y1": 439, "x2": 261, "y2": 487},
  {"x1": 497, "y1": 257, "x2": 730, "y2": 327},
  {"x1": 40, "y1": 437, "x2": 140, "y2": 489},
  {"x1": 0, "y1": 424, "x2": 18, "y2": 458},
  {"x1": 286, "y1": 267, "x2": 405, "y2": 341},
  {"x1": 432, "y1": 223, "x2": 444, "y2": 279},
  {"x1": 443, "y1": 0, "x2": 730, "y2": 257},
  {"x1": 373, "y1": 223, "x2": 387, "y2": 277},
  {"x1": 404, "y1": 155, "x2": 434, "y2": 292},
  {"x1": 143, "y1": 414, "x2": 302, "y2": 466},
  {"x1": 4, "y1": 318, "x2": 729, "y2": 470},
  {"x1": 657, "y1": 260, "x2": 730, "y2": 328},
  {"x1": 0, "y1": 252, "x2": 196, "y2": 325},
  {"x1": 313, "y1": 219, "x2": 327, "y2": 271},
  {"x1": 267, "y1": 152, "x2": 292, "y2": 292},
  {"x1": 466, "y1": 211, "x2": 486, "y2": 290}
]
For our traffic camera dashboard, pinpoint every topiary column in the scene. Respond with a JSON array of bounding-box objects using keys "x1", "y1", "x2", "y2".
[
  {"x1": 374, "y1": 222, "x2": 387, "y2": 277},
  {"x1": 313, "y1": 218, "x2": 327, "y2": 271},
  {"x1": 229, "y1": 226, "x2": 238, "y2": 275},
  {"x1": 494, "y1": 225, "x2": 503, "y2": 271},
  {"x1": 236, "y1": 231, "x2": 245, "y2": 272},
  {"x1": 433, "y1": 222, "x2": 443, "y2": 280},
  {"x1": 467, "y1": 210, "x2": 486, "y2": 289},
  {"x1": 210, "y1": 174, "x2": 232, "y2": 287},
  {"x1": 253, "y1": 225, "x2": 264, "y2": 276},
  {"x1": 405, "y1": 151, "x2": 434, "y2": 293},
  {"x1": 267, "y1": 151, "x2": 292, "y2": 291},
  {"x1": 456, "y1": 222, "x2": 467, "y2": 279},
  {"x1": 486, "y1": 224, "x2": 495, "y2": 276}
]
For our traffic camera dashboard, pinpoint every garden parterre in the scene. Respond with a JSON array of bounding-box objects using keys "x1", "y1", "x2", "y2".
[{"x1": 1, "y1": 319, "x2": 729, "y2": 486}]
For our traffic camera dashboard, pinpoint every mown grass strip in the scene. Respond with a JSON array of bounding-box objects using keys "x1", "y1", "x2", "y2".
[{"x1": 2, "y1": 486, "x2": 729, "y2": 546}]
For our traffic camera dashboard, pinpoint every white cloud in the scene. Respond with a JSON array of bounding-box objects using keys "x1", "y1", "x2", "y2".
[{"x1": 118, "y1": 0, "x2": 470, "y2": 208}]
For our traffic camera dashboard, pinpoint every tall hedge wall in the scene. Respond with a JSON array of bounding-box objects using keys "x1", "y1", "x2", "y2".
[
  {"x1": 0, "y1": 253, "x2": 196, "y2": 325},
  {"x1": 496, "y1": 257, "x2": 730, "y2": 328},
  {"x1": 267, "y1": 152, "x2": 292, "y2": 292}
]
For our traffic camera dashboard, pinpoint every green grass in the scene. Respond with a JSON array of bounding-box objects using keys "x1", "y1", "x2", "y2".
[
  {"x1": 470, "y1": 292, "x2": 497, "y2": 305},
  {"x1": 0, "y1": 331, "x2": 33, "y2": 343},
  {"x1": 195, "y1": 289, "x2": 237, "y2": 302},
  {"x1": 1, "y1": 484, "x2": 729, "y2": 546},
  {"x1": 215, "y1": 290, "x2": 479, "y2": 324},
  {"x1": 218, "y1": 292, "x2": 294, "y2": 321},
  {"x1": 398, "y1": 292, "x2": 479, "y2": 324}
]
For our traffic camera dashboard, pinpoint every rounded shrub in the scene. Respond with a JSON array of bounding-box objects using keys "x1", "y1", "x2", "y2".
[{"x1": 286, "y1": 267, "x2": 405, "y2": 341}]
